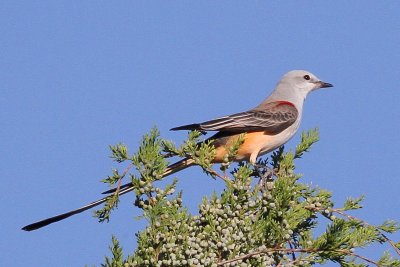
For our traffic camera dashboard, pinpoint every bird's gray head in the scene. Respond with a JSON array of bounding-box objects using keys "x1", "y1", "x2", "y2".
[
  {"x1": 281, "y1": 70, "x2": 333, "y2": 93},
  {"x1": 271, "y1": 70, "x2": 333, "y2": 105}
]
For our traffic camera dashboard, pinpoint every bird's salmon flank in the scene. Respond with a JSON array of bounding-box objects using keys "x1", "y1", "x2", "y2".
[
  {"x1": 213, "y1": 131, "x2": 275, "y2": 163},
  {"x1": 22, "y1": 70, "x2": 333, "y2": 231}
]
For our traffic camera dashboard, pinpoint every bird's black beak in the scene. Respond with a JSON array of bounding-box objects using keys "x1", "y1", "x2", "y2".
[{"x1": 318, "y1": 81, "x2": 333, "y2": 88}]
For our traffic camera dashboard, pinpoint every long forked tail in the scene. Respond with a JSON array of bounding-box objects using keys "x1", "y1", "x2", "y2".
[{"x1": 22, "y1": 158, "x2": 195, "y2": 231}]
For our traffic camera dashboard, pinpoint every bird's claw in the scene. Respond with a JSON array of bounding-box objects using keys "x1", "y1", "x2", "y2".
[{"x1": 253, "y1": 164, "x2": 275, "y2": 189}]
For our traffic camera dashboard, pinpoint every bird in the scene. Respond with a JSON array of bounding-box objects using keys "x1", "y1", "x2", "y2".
[{"x1": 22, "y1": 70, "x2": 333, "y2": 231}]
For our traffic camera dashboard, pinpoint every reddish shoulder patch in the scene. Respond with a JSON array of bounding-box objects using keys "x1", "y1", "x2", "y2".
[{"x1": 276, "y1": 100, "x2": 295, "y2": 107}]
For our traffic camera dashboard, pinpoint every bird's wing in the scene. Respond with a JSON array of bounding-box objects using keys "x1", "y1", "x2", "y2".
[{"x1": 171, "y1": 101, "x2": 298, "y2": 135}]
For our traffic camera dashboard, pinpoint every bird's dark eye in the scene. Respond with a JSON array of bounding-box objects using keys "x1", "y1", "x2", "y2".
[{"x1": 303, "y1": 75, "x2": 310, "y2": 80}]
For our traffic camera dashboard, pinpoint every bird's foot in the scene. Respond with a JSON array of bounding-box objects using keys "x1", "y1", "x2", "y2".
[{"x1": 253, "y1": 164, "x2": 275, "y2": 189}]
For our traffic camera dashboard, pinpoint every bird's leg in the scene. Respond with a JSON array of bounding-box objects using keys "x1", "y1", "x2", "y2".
[{"x1": 252, "y1": 163, "x2": 275, "y2": 190}]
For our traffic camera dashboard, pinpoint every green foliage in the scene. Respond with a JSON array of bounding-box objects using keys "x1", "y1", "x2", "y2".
[
  {"x1": 97, "y1": 128, "x2": 399, "y2": 267},
  {"x1": 343, "y1": 196, "x2": 365, "y2": 211},
  {"x1": 378, "y1": 220, "x2": 400, "y2": 234},
  {"x1": 102, "y1": 236, "x2": 124, "y2": 267},
  {"x1": 295, "y1": 129, "x2": 319, "y2": 159},
  {"x1": 109, "y1": 143, "x2": 129, "y2": 163}
]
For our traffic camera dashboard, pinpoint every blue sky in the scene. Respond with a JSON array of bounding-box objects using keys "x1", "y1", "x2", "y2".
[{"x1": 2, "y1": 1, "x2": 400, "y2": 266}]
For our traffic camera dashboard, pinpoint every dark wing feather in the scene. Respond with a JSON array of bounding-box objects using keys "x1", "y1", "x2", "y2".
[{"x1": 171, "y1": 101, "x2": 298, "y2": 135}]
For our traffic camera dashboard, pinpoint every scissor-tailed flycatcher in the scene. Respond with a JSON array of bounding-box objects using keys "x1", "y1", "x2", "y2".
[{"x1": 22, "y1": 70, "x2": 332, "y2": 231}]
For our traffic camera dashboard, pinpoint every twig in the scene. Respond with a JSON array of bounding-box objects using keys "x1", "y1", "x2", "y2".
[
  {"x1": 111, "y1": 162, "x2": 134, "y2": 196},
  {"x1": 307, "y1": 205, "x2": 400, "y2": 257},
  {"x1": 217, "y1": 247, "x2": 381, "y2": 266},
  {"x1": 206, "y1": 167, "x2": 231, "y2": 183},
  {"x1": 333, "y1": 208, "x2": 400, "y2": 257}
]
